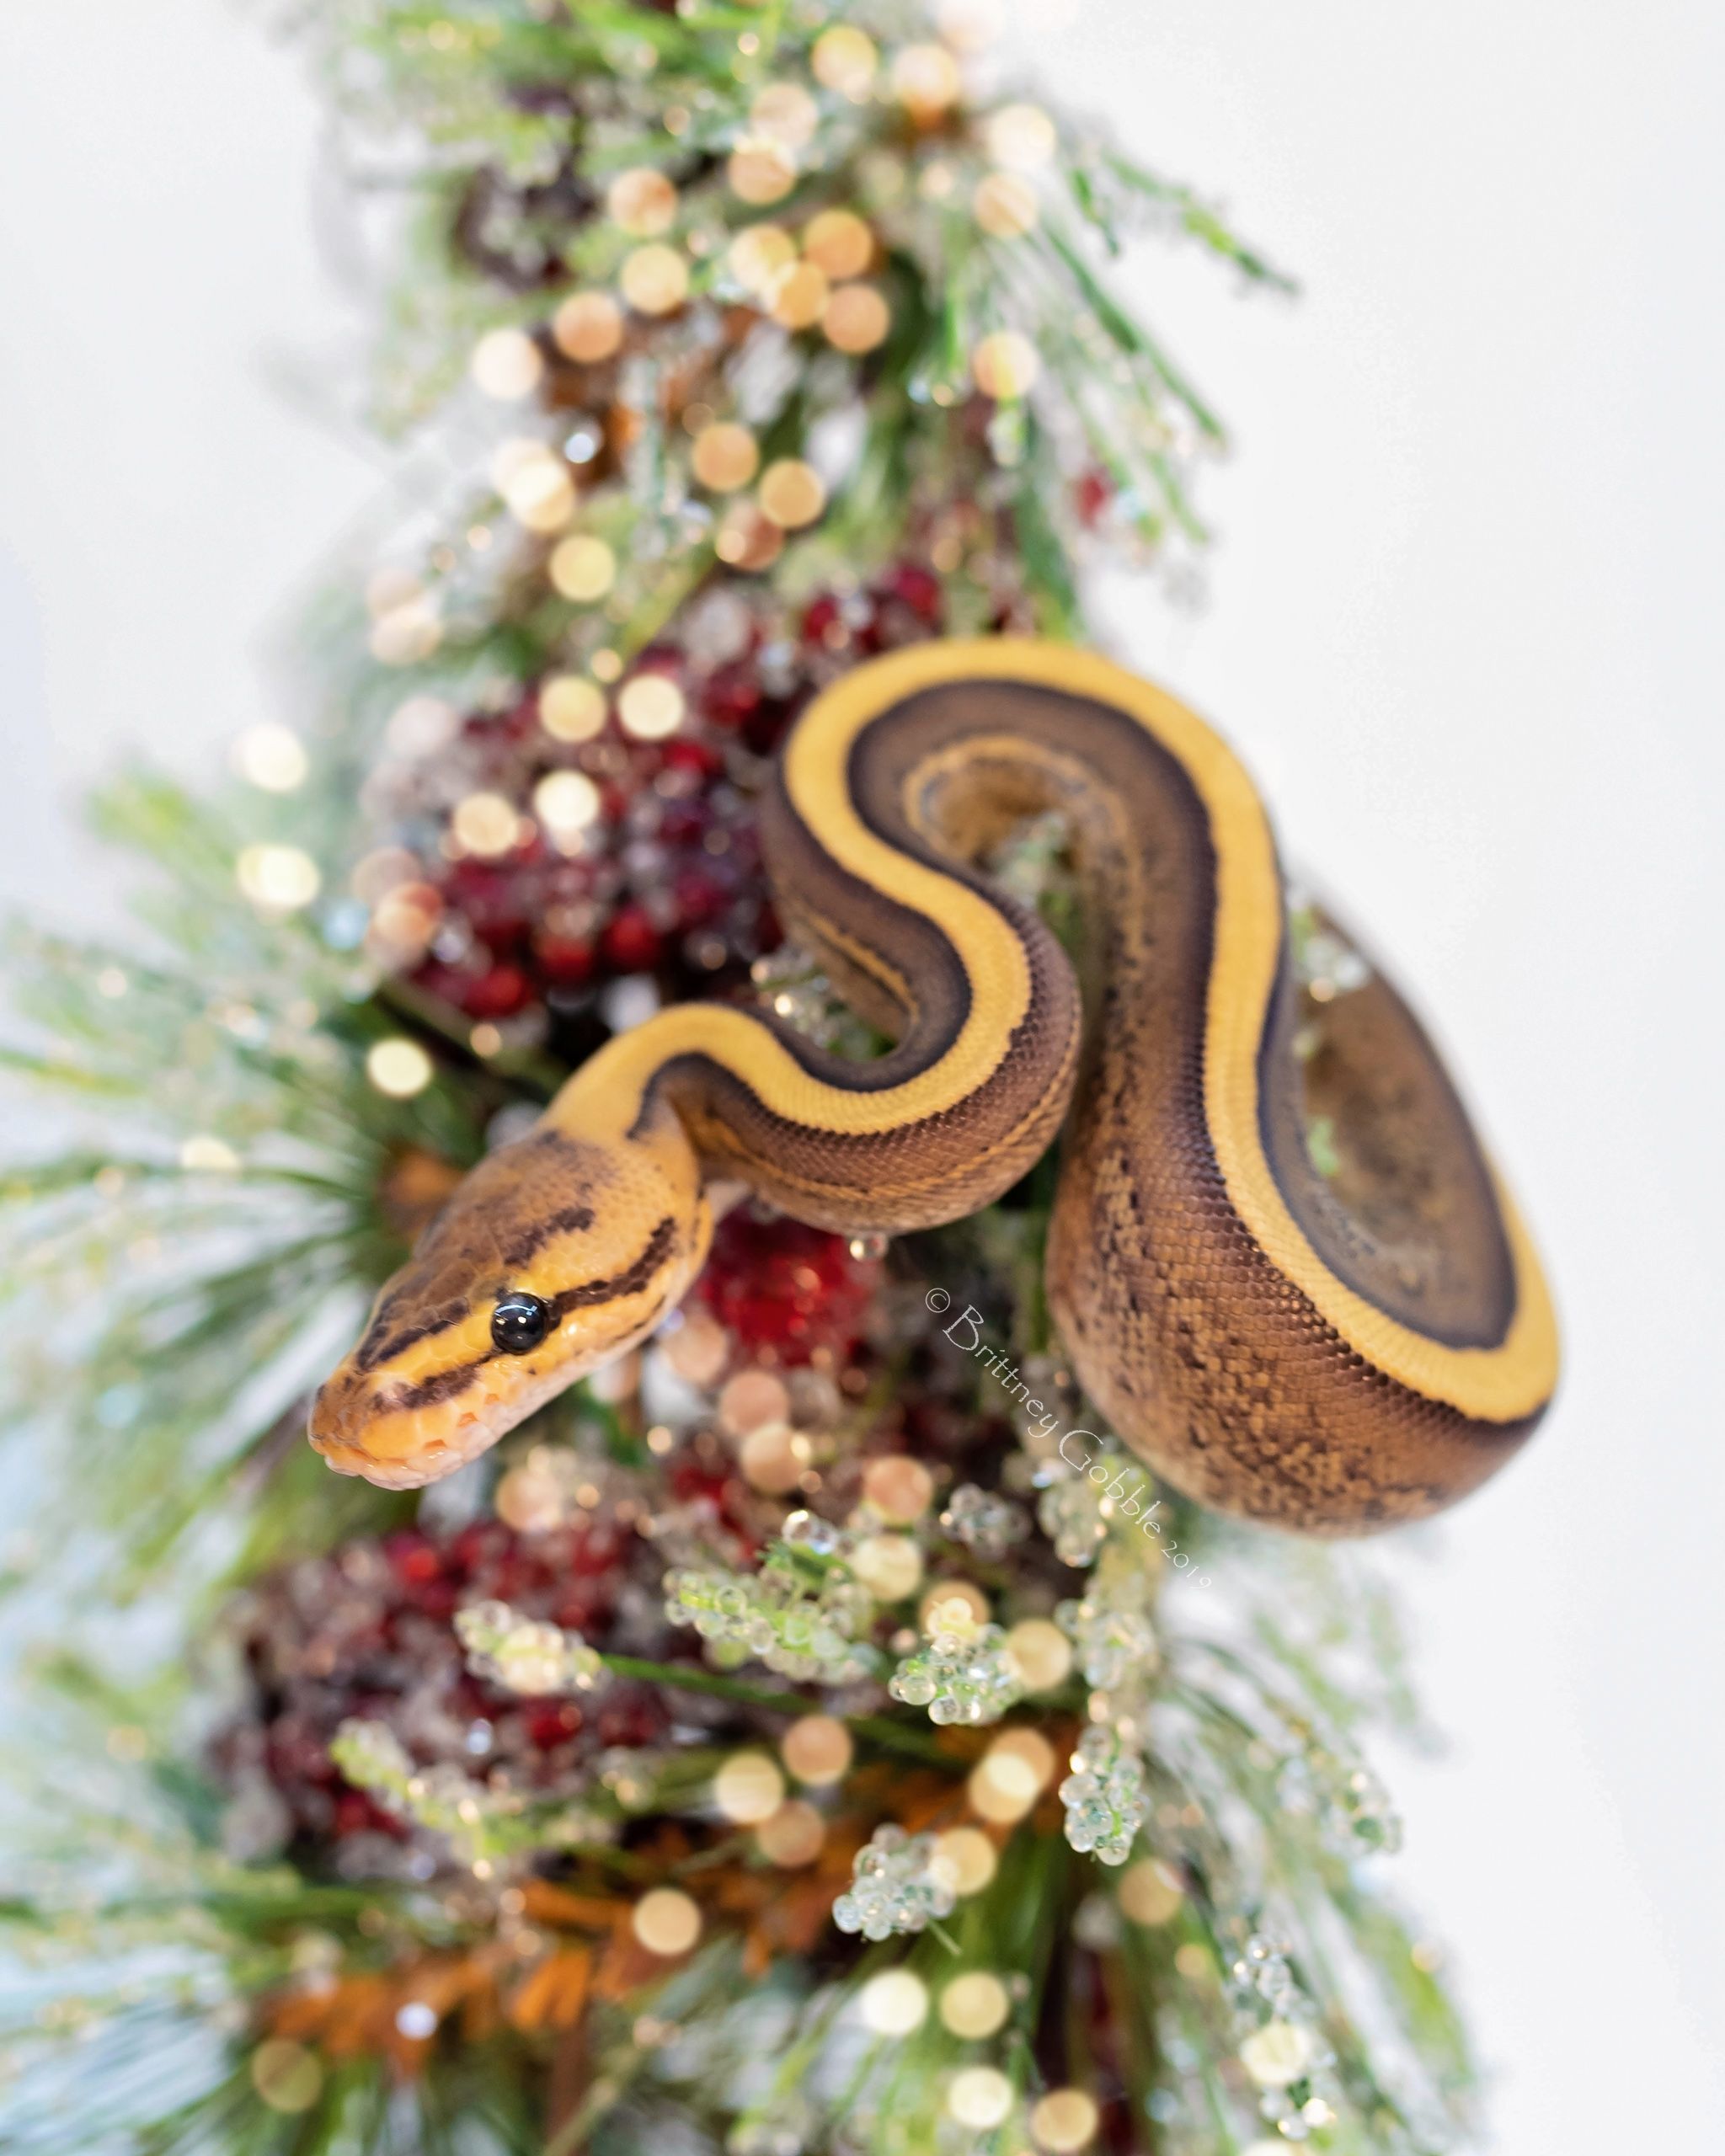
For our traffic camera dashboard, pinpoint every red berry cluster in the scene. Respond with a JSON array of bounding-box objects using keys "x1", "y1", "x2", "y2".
[
  {"x1": 409, "y1": 696, "x2": 767, "y2": 1037},
  {"x1": 211, "y1": 1518, "x2": 673, "y2": 1864},
  {"x1": 376, "y1": 564, "x2": 945, "y2": 1057},
  {"x1": 697, "y1": 1209, "x2": 884, "y2": 1370}
]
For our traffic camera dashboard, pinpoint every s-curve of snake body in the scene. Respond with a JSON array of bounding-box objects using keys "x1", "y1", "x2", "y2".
[{"x1": 309, "y1": 638, "x2": 1558, "y2": 1534}]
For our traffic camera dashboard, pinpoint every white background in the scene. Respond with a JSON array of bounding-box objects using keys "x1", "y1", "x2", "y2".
[{"x1": 3, "y1": 1, "x2": 1722, "y2": 2143}]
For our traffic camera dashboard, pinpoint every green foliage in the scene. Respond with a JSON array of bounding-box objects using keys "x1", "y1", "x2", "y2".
[{"x1": 0, "y1": 775, "x2": 486, "y2": 1593}]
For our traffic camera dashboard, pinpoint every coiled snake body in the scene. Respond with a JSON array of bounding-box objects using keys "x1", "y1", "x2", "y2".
[{"x1": 311, "y1": 641, "x2": 1557, "y2": 1533}]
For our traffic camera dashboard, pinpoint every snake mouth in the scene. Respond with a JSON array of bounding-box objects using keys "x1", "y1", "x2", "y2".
[{"x1": 307, "y1": 1358, "x2": 575, "y2": 1491}]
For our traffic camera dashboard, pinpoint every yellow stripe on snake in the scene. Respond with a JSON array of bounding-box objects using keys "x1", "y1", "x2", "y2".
[{"x1": 310, "y1": 640, "x2": 1558, "y2": 1534}]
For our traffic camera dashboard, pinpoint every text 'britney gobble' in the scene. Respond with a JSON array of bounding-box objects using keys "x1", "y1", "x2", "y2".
[{"x1": 926, "y1": 1292, "x2": 1211, "y2": 1587}]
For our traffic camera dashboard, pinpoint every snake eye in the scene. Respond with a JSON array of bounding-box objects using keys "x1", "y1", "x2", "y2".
[{"x1": 491, "y1": 1291, "x2": 551, "y2": 1355}]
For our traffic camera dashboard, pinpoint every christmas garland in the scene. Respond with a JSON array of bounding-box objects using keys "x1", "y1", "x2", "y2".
[{"x1": 0, "y1": 5, "x2": 1478, "y2": 2153}]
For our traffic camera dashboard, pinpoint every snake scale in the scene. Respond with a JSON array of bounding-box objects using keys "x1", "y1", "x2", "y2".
[{"x1": 309, "y1": 639, "x2": 1558, "y2": 1534}]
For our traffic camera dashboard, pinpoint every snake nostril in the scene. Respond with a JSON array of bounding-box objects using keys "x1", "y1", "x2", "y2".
[{"x1": 308, "y1": 1380, "x2": 355, "y2": 1452}]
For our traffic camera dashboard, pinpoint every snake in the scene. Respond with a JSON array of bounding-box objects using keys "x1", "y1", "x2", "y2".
[{"x1": 309, "y1": 638, "x2": 1558, "y2": 1534}]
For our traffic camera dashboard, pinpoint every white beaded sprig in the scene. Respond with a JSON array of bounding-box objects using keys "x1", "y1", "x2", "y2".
[
  {"x1": 1059, "y1": 1725, "x2": 1148, "y2": 1865},
  {"x1": 329, "y1": 1716, "x2": 521, "y2": 1860},
  {"x1": 938, "y1": 1481, "x2": 1028, "y2": 1562},
  {"x1": 832, "y1": 1824, "x2": 958, "y2": 1942},
  {"x1": 664, "y1": 1513, "x2": 877, "y2": 1683},
  {"x1": 1038, "y1": 1476, "x2": 1107, "y2": 1567},
  {"x1": 889, "y1": 1619, "x2": 1025, "y2": 1726},
  {"x1": 455, "y1": 1598, "x2": 606, "y2": 1696},
  {"x1": 1055, "y1": 1590, "x2": 1159, "y2": 1690}
]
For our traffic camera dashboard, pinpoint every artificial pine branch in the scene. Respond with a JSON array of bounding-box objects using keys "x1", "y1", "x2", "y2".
[{"x1": 0, "y1": 6, "x2": 1477, "y2": 2153}]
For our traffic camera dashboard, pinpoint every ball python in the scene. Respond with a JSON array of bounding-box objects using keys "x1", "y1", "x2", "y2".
[{"x1": 309, "y1": 639, "x2": 1557, "y2": 1533}]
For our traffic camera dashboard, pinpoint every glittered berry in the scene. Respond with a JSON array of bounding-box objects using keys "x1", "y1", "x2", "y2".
[
  {"x1": 697, "y1": 1210, "x2": 881, "y2": 1366},
  {"x1": 702, "y1": 664, "x2": 764, "y2": 731},
  {"x1": 800, "y1": 593, "x2": 844, "y2": 648},
  {"x1": 1075, "y1": 468, "x2": 1111, "y2": 526},
  {"x1": 883, "y1": 562, "x2": 944, "y2": 624},
  {"x1": 674, "y1": 868, "x2": 727, "y2": 928},
  {"x1": 448, "y1": 860, "x2": 531, "y2": 938},
  {"x1": 602, "y1": 903, "x2": 663, "y2": 972},
  {"x1": 663, "y1": 737, "x2": 723, "y2": 782},
  {"x1": 386, "y1": 1530, "x2": 441, "y2": 1589},
  {"x1": 595, "y1": 1682, "x2": 669, "y2": 1750},
  {"x1": 462, "y1": 960, "x2": 534, "y2": 1019},
  {"x1": 532, "y1": 929, "x2": 595, "y2": 985},
  {"x1": 525, "y1": 1700, "x2": 584, "y2": 1751}
]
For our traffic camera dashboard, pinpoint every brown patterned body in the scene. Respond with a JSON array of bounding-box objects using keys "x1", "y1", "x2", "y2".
[{"x1": 311, "y1": 641, "x2": 1556, "y2": 1530}]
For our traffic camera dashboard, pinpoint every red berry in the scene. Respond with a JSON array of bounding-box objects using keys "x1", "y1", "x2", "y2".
[
  {"x1": 663, "y1": 737, "x2": 723, "y2": 781},
  {"x1": 697, "y1": 1211, "x2": 881, "y2": 1365},
  {"x1": 673, "y1": 868, "x2": 727, "y2": 928},
  {"x1": 334, "y1": 1788, "x2": 405, "y2": 1839},
  {"x1": 385, "y1": 1531, "x2": 441, "y2": 1586},
  {"x1": 446, "y1": 861, "x2": 530, "y2": 942},
  {"x1": 595, "y1": 1683, "x2": 668, "y2": 1750},
  {"x1": 533, "y1": 930, "x2": 595, "y2": 985},
  {"x1": 882, "y1": 561, "x2": 944, "y2": 625},
  {"x1": 462, "y1": 961, "x2": 534, "y2": 1018},
  {"x1": 1075, "y1": 469, "x2": 1111, "y2": 527},
  {"x1": 602, "y1": 904, "x2": 663, "y2": 973},
  {"x1": 451, "y1": 1519, "x2": 507, "y2": 1574},
  {"x1": 801, "y1": 593, "x2": 849, "y2": 651},
  {"x1": 525, "y1": 1700, "x2": 584, "y2": 1751},
  {"x1": 702, "y1": 664, "x2": 763, "y2": 731}
]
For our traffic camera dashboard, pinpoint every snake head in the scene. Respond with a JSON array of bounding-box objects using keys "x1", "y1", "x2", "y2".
[{"x1": 308, "y1": 1101, "x2": 710, "y2": 1489}]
